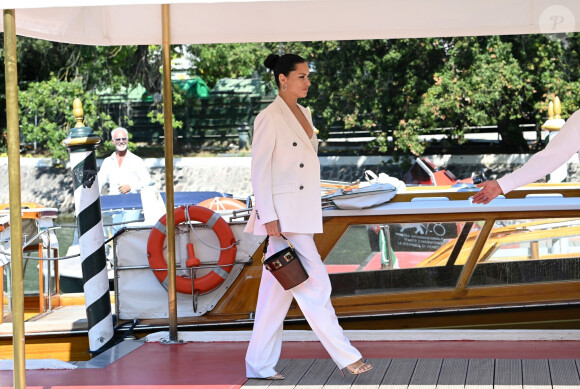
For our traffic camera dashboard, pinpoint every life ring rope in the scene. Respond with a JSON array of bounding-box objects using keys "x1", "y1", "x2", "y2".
[{"x1": 185, "y1": 204, "x2": 238, "y2": 251}]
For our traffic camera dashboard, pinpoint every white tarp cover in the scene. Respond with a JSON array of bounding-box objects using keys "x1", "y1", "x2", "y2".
[
  {"x1": 116, "y1": 223, "x2": 262, "y2": 319},
  {"x1": 1, "y1": 0, "x2": 580, "y2": 45}
]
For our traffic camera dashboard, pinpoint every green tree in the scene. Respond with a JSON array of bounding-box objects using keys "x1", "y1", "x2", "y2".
[
  {"x1": 18, "y1": 76, "x2": 116, "y2": 161},
  {"x1": 417, "y1": 36, "x2": 533, "y2": 151},
  {"x1": 0, "y1": 37, "x2": 166, "y2": 153},
  {"x1": 187, "y1": 43, "x2": 275, "y2": 88},
  {"x1": 5, "y1": 34, "x2": 580, "y2": 158},
  {"x1": 417, "y1": 35, "x2": 580, "y2": 152},
  {"x1": 304, "y1": 39, "x2": 445, "y2": 155},
  {"x1": 513, "y1": 33, "x2": 580, "y2": 121}
]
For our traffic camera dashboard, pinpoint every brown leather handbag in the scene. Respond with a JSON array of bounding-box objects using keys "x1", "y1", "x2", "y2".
[{"x1": 262, "y1": 234, "x2": 309, "y2": 290}]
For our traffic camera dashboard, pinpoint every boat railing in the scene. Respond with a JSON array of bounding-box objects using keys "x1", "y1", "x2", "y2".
[
  {"x1": 323, "y1": 184, "x2": 580, "y2": 216},
  {"x1": 315, "y1": 183, "x2": 580, "y2": 320},
  {"x1": 1, "y1": 221, "x2": 61, "y2": 324}
]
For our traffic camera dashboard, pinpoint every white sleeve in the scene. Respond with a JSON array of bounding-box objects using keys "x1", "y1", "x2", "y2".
[
  {"x1": 497, "y1": 109, "x2": 580, "y2": 194},
  {"x1": 251, "y1": 111, "x2": 277, "y2": 224}
]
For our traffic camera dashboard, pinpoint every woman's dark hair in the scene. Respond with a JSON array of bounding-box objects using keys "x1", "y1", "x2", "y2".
[{"x1": 264, "y1": 53, "x2": 307, "y2": 88}]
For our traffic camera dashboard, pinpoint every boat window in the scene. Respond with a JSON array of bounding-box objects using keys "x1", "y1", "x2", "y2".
[
  {"x1": 469, "y1": 218, "x2": 580, "y2": 286},
  {"x1": 326, "y1": 222, "x2": 480, "y2": 296}
]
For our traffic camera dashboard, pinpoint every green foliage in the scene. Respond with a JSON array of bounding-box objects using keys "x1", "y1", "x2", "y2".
[
  {"x1": 5, "y1": 34, "x2": 580, "y2": 158},
  {"x1": 187, "y1": 43, "x2": 276, "y2": 88},
  {"x1": 147, "y1": 111, "x2": 183, "y2": 131},
  {"x1": 418, "y1": 36, "x2": 536, "y2": 149},
  {"x1": 0, "y1": 37, "x2": 164, "y2": 154},
  {"x1": 304, "y1": 39, "x2": 443, "y2": 155},
  {"x1": 18, "y1": 76, "x2": 116, "y2": 161},
  {"x1": 416, "y1": 35, "x2": 580, "y2": 151}
]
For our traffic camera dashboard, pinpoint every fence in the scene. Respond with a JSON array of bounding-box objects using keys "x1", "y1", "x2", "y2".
[
  {"x1": 99, "y1": 93, "x2": 274, "y2": 151},
  {"x1": 99, "y1": 96, "x2": 543, "y2": 154}
]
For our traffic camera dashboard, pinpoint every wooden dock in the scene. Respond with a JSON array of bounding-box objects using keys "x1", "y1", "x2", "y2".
[
  {"x1": 2, "y1": 331, "x2": 580, "y2": 389},
  {"x1": 244, "y1": 358, "x2": 580, "y2": 389}
]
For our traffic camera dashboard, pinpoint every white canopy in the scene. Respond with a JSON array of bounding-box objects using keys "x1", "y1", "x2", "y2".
[
  {"x1": 1, "y1": 0, "x2": 580, "y2": 45},
  {"x1": 2, "y1": 0, "x2": 580, "y2": 371}
]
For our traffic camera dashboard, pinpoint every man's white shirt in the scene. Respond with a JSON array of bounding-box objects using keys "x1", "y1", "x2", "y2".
[{"x1": 98, "y1": 150, "x2": 152, "y2": 195}]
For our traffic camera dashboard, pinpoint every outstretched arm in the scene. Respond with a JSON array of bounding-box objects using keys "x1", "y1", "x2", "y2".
[{"x1": 472, "y1": 180, "x2": 503, "y2": 204}]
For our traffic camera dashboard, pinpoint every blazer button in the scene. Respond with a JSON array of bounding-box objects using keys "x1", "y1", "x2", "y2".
[
  {"x1": 299, "y1": 185, "x2": 304, "y2": 190},
  {"x1": 299, "y1": 163, "x2": 304, "y2": 168},
  {"x1": 293, "y1": 142, "x2": 297, "y2": 146}
]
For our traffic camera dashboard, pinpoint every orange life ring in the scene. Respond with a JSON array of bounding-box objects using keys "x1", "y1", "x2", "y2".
[
  {"x1": 197, "y1": 197, "x2": 246, "y2": 211},
  {"x1": 147, "y1": 205, "x2": 237, "y2": 295}
]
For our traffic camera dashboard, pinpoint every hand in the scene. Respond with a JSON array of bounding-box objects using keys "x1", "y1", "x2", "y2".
[
  {"x1": 472, "y1": 180, "x2": 503, "y2": 204},
  {"x1": 118, "y1": 184, "x2": 131, "y2": 194},
  {"x1": 265, "y1": 220, "x2": 281, "y2": 237}
]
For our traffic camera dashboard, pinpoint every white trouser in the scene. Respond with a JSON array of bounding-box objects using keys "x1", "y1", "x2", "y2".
[{"x1": 245, "y1": 232, "x2": 362, "y2": 378}]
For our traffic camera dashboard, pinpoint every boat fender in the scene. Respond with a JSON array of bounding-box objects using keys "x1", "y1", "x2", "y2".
[{"x1": 147, "y1": 205, "x2": 237, "y2": 295}]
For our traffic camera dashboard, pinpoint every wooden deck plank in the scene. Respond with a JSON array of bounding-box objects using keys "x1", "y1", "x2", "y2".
[
  {"x1": 549, "y1": 359, "x2": 580, "y2": 389},
  {"x1": 271, "y1": 359, "x2": 315, "y2": 389},
  {"x1": 323, "y1": 362, "x2": 357, "y2": 389},
  {"x1": 242, "y1": 357, "x2": 580, "y2": 389},
  {"x1": 243, "y1": 359, "x2": 293, "y2": 388},
  {"x1": 379, "y1": 358, "x2": 417, "y2": 389},
  {"x1": 495, "y1": 359, "x2": 522, "y2": 389},
  {"x1": 409, "y1": 358, "x2": 443, "y2": 389},
  {"x1": 350, "y1": 358, "x2": 390, "y2": 389},
  {"x1": 437, "y1": 358, "x2": 468, "y2": 389},
  {"x1": 465, "y1": 359, "x2": 494, "y2": 389},
  {"x1": 522, "y1": 360, "x2": 551, "y2": 389},
  {"x1": 295, "y1": 359, "x2": 338, "y2": 389}
]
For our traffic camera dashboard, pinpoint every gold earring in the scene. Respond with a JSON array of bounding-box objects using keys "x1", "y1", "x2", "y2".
[{"x1": 281, "y1": 84, "x2": 287, "y2": 92}]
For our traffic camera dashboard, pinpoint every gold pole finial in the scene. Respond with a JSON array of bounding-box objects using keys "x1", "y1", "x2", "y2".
[
  {"x1": 73, "y1": 98, "x2": 84, "y2": 128},
  {"x1": 542, "y1": 96, "x2": 565, "y2": 131},
  {"x1": 554, "y1": 96, "x2": 561, "y2": 119}
]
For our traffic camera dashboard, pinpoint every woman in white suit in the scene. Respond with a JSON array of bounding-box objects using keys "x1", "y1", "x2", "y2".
[{"x1": 244, "y1": 53, "x2": 372, "y2": 380}]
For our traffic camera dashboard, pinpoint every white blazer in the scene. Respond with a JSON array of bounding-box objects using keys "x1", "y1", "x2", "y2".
[{"x1": 244, "y1": 96, "x2": 323, "y2": 235}]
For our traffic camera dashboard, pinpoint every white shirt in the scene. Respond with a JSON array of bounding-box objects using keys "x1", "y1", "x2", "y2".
[
  {"x1": 98, "y1": 150, "x2": 152, "y2": 195},
  {"x1": 498, "y1": 109, "x2": 580, "y2": 194}
]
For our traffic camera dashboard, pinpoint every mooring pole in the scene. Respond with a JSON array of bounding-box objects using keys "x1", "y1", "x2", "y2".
[
  {"x1": 4, "y1": 8, "x2": 26, "y2": 389},
  {"x1": 62, "y1": 99, "x2": 114, "y2": 355}
]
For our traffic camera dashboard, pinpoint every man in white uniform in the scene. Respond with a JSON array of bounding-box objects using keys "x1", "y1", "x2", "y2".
[{"x1": 98, "y1": 127, "x2": 152, "y2": 195}]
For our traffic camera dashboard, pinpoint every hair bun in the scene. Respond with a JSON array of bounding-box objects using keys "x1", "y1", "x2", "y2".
[{"x1": 264, "y1": 54, "x2": 279, "y2": 71}]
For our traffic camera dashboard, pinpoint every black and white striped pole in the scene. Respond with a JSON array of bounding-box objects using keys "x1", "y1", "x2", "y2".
[{"x1": 62, "y1": 98, "x2": 114, "y2": 355}]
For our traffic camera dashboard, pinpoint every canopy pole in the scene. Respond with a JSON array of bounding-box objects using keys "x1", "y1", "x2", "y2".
[
  {"x1": 3, "y1": 9, "x2": 26, "y2": 389},
  {"x1": 161, "y1": 3, "x2": 178, "y2": 342}
]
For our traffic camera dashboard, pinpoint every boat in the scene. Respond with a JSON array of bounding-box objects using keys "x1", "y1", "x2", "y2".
[
  {"x1": 403, "y1": 157, "x2": 487, "y2": 186},
  {"x1": 3, "y1": 182, "x2": 580, "y2": 362},
  {"x1": 57, "y1": 190, "x2": 243, "y2": 293},
  {"x1": 1, "y1": 202, "x2": 59, "y2": 317}
]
